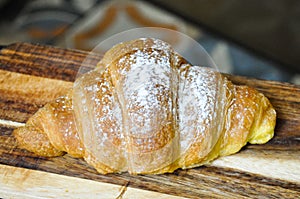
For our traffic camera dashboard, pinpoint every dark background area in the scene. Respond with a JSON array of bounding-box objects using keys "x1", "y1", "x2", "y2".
[
  {"x1": 0, "y1": 0, "x2": 299, "y2": 84},
  {"x1": 147, "y1": 0, "x2": 300, "y2": 74}
]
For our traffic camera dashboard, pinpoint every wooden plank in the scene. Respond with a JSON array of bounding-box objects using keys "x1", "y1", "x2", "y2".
[
  {"x1": 0, "y1": 69, "x2": 72, "y2": 122},
  {"x1": 0, "y1": 164, "x2": 184, "y2": 199},
  {"x1": 0, "y1": 42, "x2": 100, "y2": 82},
  {"x1": 0, "y1": 42, "x2": 299, "y2": 198},
  {"x1": 211, "y1": 149, "x2": 300, "y2": 183}
]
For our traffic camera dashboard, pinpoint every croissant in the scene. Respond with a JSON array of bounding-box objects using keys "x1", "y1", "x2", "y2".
[{"x1": 13, "y1": 38, "x2": 276, "y2": 174}]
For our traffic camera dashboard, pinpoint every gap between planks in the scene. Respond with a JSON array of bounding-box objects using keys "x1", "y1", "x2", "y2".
[{"x1": 0, "y1": 119, "x2": 25, "y2": 128}]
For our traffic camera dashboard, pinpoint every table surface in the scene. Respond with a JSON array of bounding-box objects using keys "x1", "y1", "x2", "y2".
[{"x1": 0, "y1": 42, "x2": 299, "y2": 198}]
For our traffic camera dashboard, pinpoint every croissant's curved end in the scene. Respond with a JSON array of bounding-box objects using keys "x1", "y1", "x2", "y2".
[
  {"x1": 13, "y1": 116, "x2": 64, "y2": 157},
  {"x1": 216, "y1": 85, "x2": 276, "y2": 158},
  {"x1": 248, "y1": 93, "x2": 276, "y2": 144},
  {"x1": 13, "y1": 93, "x2": 84, "y2": 158}
]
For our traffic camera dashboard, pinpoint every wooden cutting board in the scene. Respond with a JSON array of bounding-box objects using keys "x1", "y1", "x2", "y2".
[{"x1": 0, "y1": 42, "x2": 299, "y2": 198}]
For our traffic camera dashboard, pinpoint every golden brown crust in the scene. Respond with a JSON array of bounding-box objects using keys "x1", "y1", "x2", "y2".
[
  {"x1": 13, "y1": 92, "x2": 84, "y2": 158},
  {"x1": 73, "y1": 69, "x2": 127, "y2": 173},
  {"x1": 13, "y1": 38, "x2": 276, "y2": 174},
  {"x1": 13, "y1": 112, "x2": 64, "y2": 157},
  {"x1": 41, "y1": 92, "x2": 84, "y2": 158}
]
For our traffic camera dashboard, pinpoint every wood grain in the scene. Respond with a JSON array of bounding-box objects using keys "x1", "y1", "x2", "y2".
[
  {"x1": 0, "y1": 164, "x2": 184, "y2": 199},
  {"x1": 0, "y1": 42, "x2": 299, "y2": 198}
]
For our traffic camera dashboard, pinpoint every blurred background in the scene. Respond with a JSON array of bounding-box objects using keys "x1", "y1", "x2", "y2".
[{"x1": 0, "y1": 0, "x2": 299, "y2": 84}]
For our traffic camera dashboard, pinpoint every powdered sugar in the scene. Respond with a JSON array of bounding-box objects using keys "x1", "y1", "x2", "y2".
[
  {"x1": 178, "y1": 66, "x2": 225, "y2": 165},
  {"x1": 73, "y1": 38, "x2": 225, "y2": 173},
  {"x1": 109, "y1": 38, "x2": 179, "y2": 173}
]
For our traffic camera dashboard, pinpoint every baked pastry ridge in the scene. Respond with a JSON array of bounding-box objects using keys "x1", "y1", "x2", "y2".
[{"x1": 13, "y1": 38, "x2": 276, "y2": 174}]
